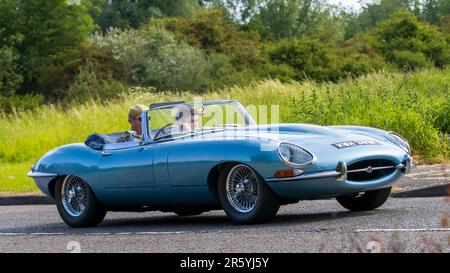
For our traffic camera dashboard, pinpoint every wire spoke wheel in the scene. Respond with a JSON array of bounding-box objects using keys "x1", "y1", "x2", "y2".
[
  {"x1": 226, "y1": 164, "x2": 259, "y2": 213},
  {"x1": 61, "y1": 175, "x2": 89, "y2": 217}
]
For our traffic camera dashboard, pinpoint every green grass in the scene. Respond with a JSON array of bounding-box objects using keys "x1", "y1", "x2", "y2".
[{"x1": 0, "y1": 68, "x2": 449, "y2": 194}]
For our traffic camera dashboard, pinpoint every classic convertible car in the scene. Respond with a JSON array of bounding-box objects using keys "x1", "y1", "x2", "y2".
[{"x1": 28, "y1": 100, "x2": 412, "y2": 227}]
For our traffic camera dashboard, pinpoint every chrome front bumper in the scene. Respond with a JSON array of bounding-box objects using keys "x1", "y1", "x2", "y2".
[
  {"x1": 27, "y1": 171, "x2": 58, "y2": 197},
  {"x1": 266, "y1": 156, "x2": 412, "y2": 182}
]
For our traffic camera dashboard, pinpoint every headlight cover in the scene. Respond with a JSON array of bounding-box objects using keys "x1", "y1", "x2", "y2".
[
  {"x1": 278, "y1": 142, "x2": 315, "y2": 168},
  {"x1": 386, "y1": 131, "x2": 411, "y2": 154}
]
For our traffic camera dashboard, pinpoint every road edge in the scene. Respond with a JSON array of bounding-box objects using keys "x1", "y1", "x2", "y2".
[{"x1": 0, "y1": 195, "x2": 55, "y2": 206}]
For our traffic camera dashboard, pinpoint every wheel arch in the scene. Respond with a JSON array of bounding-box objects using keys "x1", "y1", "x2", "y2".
[
  {"x1": 47, "y1": 174, "x2": 100, "y2": 201},
  {"x1": 207, "y1": 161, "x2": 281, "y2": 202}
]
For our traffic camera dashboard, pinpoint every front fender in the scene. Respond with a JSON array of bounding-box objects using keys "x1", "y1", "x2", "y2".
[{"x1": 30, "y1": 143, "x2": 101, "y2": 197}]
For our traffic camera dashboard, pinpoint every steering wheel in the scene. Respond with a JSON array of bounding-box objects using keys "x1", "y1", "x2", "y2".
[{"x1": 153, "y1": 123, "x2": 174, "y2": 140}]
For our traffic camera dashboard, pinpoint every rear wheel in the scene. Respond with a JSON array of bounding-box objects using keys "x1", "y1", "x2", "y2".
[
  {"x1": 55, "y1": 175, "x2": 106, "y2": 227},
  {"x1": 218, "y1": 164, "x2": 280, "y2": 224},
  {"x1": 336, "y1": 187, "x2": 392, "y2": 211}
]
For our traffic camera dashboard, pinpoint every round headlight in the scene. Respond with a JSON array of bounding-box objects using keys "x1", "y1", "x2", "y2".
[
  {"x1": 386, "y1": 132, "x2": 411, "y2": 154},
  {"x1": 278, "y1": 142, "x2": 315, "y2": 168}
]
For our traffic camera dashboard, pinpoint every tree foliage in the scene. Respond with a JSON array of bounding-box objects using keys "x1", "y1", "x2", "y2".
[
  {"x1": 0, "y1": 0, "x2": 449, "y2": 100},
  {"x1": 370, "y1": 11, "x2": 449, "y2": 69},
  {"x1": 91, "y1": 0, "x2": 200, "y2": 30},
  {"x1": 0, "y1": 46, "x2": 23, "y2": 96},
  {"x1": 0, "y1": 0, "x2": 96, "y2": 92},
  {"x1": 151, "y1": 8, "x2": 264, "y2": 69},
  {"x1": 92, "y1": 25, "x2": 215, "y2": 91}
]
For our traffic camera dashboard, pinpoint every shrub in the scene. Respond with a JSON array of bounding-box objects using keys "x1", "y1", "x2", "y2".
[
  {"x1": 267, "y1": 37, "x2": 386, "y2": 82},
  {"x1": 371, "y1": 11, "x2": 449, "y2": 69},
  {"x1": 338, "y1": 35, "x2": 387, "y2": 77},
  {"x1": 268, "y1": 38, "x2": 339, "y2": 82},
  {"x1": 391, "y1": 50, "x2": 429, "y2": 70},
  {"x1": 150, "y1": 9, "x2": 264, "y2": 70},
  {"x1": 63, "y1": 68, "x2": 128, "y2": 103},
  {"x1": 0, "y1": 93, "x2": 44, "y2": 113},
  {"x1": 91, "y1": 25, "x2": 212, "y2": 91},
  {"x1": 38, "y1": 44, "x2": 125, "y2": 101},
  {"x1": 255, "y1": 63, "x2": 298, "y2": 83}
]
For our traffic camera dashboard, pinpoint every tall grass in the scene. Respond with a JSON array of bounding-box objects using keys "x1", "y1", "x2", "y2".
[{"x1": 0, "y1": 68, "x2": 449, "y2": 193}]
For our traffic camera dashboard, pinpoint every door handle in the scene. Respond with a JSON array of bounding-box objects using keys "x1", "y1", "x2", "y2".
[{"x1": 101, "y1": 152, "x2": 112, "y2": 156}]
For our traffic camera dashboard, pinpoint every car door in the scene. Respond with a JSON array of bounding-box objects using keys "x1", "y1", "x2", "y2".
[{"x1": 98, "y1": 142, "x2": 156, "y2": 189}]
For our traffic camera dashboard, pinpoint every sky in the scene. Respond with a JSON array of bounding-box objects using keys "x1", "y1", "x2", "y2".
[{"x1": 327, "y1": 0, "x2": 368, "y2": 11}]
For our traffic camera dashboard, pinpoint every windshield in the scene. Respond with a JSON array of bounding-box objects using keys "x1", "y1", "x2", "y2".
[{"x1": 148, "y1": 101, "x2": 256, "y2": 140}]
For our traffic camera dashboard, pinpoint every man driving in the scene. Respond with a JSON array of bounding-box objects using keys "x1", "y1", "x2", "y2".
[{"x1": 120, "y1": 104, "x2": 148, "y2": 142}]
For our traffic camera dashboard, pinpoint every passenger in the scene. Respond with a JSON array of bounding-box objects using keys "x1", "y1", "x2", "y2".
[
  {"x1": 175, "y1": 106, "x2": 199, "y2": 132},
  {"x1": 120, "y1": 104, "x2": 148, "y2": 142}
]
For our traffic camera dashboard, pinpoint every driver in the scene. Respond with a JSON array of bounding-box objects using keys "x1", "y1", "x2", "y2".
[{"x1": 119, "y1": 104, "x2": 148, "y2": 142}]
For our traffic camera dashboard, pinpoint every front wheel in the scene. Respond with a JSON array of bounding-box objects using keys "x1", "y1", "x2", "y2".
[
  {"x1": 336, "y1": 187, "x2": 392, "y2": 211},
  {"x1": 218, "y1": 164, "x2": 280, "y2": 224},
  {"x1": 55, "y1": 175, "x2": 106, "y2": 227}
]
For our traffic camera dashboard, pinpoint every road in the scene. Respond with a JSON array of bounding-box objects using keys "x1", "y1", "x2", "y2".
[{"x1": 0, "y1": 197, "x2": 448, "y2": 253}]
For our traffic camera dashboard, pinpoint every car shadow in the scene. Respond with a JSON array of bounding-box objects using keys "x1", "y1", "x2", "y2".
[
  {"x1": 96, "y1": 208, "x2": 399, "y2": 231},
  {"x1": 0, "y1": 208, "x2": 401, "y2": 234}
]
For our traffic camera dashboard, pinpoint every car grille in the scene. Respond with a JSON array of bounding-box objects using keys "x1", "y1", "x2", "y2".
[{"x1": 347, "y1": 159, "x2": 397, "y2": 181}]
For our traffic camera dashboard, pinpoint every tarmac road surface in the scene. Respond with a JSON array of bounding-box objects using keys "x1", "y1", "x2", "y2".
[{"x1": 0, "y1": 197, "x2": 449, "y2": 253}]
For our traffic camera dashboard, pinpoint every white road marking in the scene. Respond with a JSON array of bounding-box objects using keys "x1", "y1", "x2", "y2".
[
  {"x1": 30, "y1": 232, "x2": 68, "y2": 235},
  {"x1": 1, "y1": 228, "x2": 449, "y2": 237},
  {"x1": 0, "y1": 231, "x2": 190, "y2": 236},
  {"x1": 355, "y1": 228, "x2": 450, "y2": 232},
  {"x1": 134, "y1": 231, "x2": 187, "y2": 235}
]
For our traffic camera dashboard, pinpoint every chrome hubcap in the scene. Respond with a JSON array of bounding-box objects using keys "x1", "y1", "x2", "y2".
[
  {"x1": 62, "y1": 176, "x2": 88, "y2": 217},
  {"x1": 226, "y1": 165, "x2": 259, "y2": 213}
]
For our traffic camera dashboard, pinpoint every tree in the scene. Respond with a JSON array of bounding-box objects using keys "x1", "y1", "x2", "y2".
[
  {"x1": 0, "y1": 0, "x2": 23, "y2": 48},
  {"x1": 91, "y1": 0, "x2": 200, "y2": 30},
  {"x1": 344, "y1": 0, "x2": 416, "y2": 38},
  {"x1": 0, "y1": 0, "x2": 23, "y2": 95},
  {"x1": 12, "y1": 0, "x2": 96, "y2": 92},
  {"x1": 247, "y1": 0, "x2": 342, "y2": 39},
  {"x1": 92, "y1": 25, "x2": 212, "y2": 91},
  {"x1": 268, "y1": 38, "x2": 340, "y2": 81},
  {"x1": 38, "y1": 44, "x2": 124, "y2": 100},
  {"x1": 200, "y1": 0, "x2": 266, "y2": 23},
  {"x1": 370, "y1": 11, "x2": 449, "y2": 69},
  {"x1": 151, "y1": 9, "x2": 264, "y2": 69},
  {"x1": 422, "y1": 0, "x2": 450, "y2": 24},
  {"x1": 0, "y1": 46, "x2": 23, "y2": 96},
  {"x1": 254, "y1": 0, "x2": 300, "y2": 38}
]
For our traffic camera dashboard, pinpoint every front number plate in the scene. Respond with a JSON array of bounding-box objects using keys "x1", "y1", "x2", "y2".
[{"x1": 332, "y1": 140, "x2": 379, "y2": 149}]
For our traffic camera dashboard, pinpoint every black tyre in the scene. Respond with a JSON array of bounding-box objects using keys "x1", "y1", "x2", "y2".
[
  {"x1": 55, "y1": 175, "x2": 107, "y2": 227},
  {"x1": 217, "y1": 163, "x2": 280, "y2": 224},
  {"x1": 336, "y1": 187, "x2": 392, "y2": 211},
  {"x1": 173, "y1": 208, "x2": 208, "y2": 216}
]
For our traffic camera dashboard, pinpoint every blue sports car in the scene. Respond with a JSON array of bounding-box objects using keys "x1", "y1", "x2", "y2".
[{"x1": 28, "y1": 100, "x2": 412, "y2": 227}]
